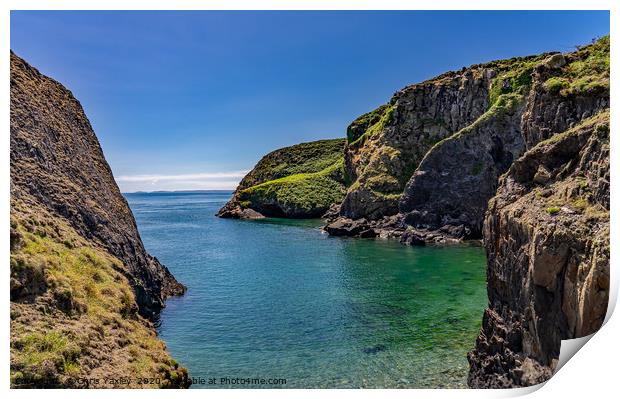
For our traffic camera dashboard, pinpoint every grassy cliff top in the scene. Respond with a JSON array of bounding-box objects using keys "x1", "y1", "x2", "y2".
[
  {"x1": 236, "y1": 138, "x2": 345, "y2": 191},
  {"x1": 220, "y1": 138, "x2": 347, "y2": 218}
]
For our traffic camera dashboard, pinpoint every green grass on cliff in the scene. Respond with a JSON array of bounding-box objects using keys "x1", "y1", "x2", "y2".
[
  {"x1": 543, "y1": 35, "x2": 609, "y2": 97},
  {"x1": 488, "y1": 56, "x2": 547, "y2": 106},
  {"x1": 346, "y1": 104, "x2": 390, "y2": 143},
  {"x1": 238, "y1": 159, "x2": 346, "y2": 216},
  {"x1": 10, "y1": 209, "x2": 187, "y2": 388},
  {"x1": 238, "y1": 139, "x2": 345, "y2": 190},
  {"x1": 348, "y1": 104, "x2": 395, "y2": 147},
  {"x1": 230, "y1": 138, "x2": 347, "y2": 216}
]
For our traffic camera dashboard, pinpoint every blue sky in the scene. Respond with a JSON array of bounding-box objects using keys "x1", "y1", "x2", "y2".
[{"x1": 11, "y1": 11, "x2": 609, "y2": 192}]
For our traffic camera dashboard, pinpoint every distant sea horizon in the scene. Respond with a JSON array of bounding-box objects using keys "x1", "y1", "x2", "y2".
[{"x1": 122, "y1": 189, "x2": 235, "y2": 195}]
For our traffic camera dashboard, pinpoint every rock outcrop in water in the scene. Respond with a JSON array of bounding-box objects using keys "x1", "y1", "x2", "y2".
[
  {"x1": 223, "y1": 36, "x2": 609, "y2": 387},
  {"x1": 10, "y1": 52, "x2": 190, "y2": 388},
  {"x1": 218, "y1": 138, "x2": 346, "y2": 218}
]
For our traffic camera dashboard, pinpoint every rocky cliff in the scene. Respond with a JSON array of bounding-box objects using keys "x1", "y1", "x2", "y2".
[
  {"x1": 218, "y1": 138, "x2": 346, "y2": 218},
  {"x1": 10, "y1": 52, "x2": 190, "y2": 388},
  {"x1": 325, "y1": 37, "x2": 608, "y2": 244},
  {"x1": 467, "y1": 110, "x2": 609, "y2": 387},
  {"x1": 337, "y1": 37, "x2": 609, "y2": 386}
]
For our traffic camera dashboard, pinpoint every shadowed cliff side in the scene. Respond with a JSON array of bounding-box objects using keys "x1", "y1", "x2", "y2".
[{"x1": 10, "y1": 52, "x2": 190, "y2": 388}]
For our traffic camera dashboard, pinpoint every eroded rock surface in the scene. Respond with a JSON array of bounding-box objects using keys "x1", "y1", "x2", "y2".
[{"x1": 10, "y1": 52, "x2": 185, "y2": 316}]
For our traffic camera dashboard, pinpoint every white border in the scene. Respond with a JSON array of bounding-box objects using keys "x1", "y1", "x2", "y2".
[{"x1": 2, "y1": 1, "x2": 616, "y2": 398}]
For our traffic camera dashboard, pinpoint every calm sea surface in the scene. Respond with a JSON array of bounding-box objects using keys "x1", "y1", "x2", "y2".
[{"x1": 125, "y1": 191, "x2": 487, "y2": 388}]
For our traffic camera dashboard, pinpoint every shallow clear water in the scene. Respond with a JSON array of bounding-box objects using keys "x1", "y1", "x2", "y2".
[{"x1": 125, "y1": 191, "x2": 487, "y2": 388}]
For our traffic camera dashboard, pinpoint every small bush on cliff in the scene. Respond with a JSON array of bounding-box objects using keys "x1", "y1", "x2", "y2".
[{"x1": 546, "y1": 206, "x2": 560, "y2": 215}]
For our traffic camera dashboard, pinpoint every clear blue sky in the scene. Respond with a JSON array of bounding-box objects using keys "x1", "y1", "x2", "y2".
[{"x1": 11, "y1": 11, "x2": 609, "y2": 192}]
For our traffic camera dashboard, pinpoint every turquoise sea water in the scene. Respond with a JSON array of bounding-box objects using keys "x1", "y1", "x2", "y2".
[{"x1": 125, "y1": 191, "x2": 487, "y2": 388}]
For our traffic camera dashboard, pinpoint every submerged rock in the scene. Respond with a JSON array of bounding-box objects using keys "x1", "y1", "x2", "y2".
[{"x1": 362, "y1": 344, "x2": 387, "y2": 355}]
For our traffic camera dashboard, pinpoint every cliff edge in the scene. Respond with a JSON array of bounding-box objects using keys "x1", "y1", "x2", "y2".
[{"x1": 467, "y1": 111, "x2": 609, "y2": 387}]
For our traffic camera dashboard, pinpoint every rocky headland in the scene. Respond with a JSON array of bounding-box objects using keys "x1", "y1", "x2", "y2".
[
  {"x1": 10, "y1": 52, "x2": 190, "y2": 388},
  {"x1": 219, "y1": 36, "x2": 610, "y2": 387},
  {"x1": 218, "y1": 138, "x2": 346, "y2": 218}
]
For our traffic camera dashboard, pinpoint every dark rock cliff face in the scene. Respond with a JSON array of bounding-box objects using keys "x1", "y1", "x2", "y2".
[
  {"x1": 467, "y1": 111, "x2": 609, "y2": 387},
  {"x1": 399, "y1": 94, "x2": 525, "y2": 239},
  {"x1": 340, "y1": 67, "x2": 494, "y2": 220},
  {"x1": 10, "y1": 52, "x2": 185, "y2": 318}
]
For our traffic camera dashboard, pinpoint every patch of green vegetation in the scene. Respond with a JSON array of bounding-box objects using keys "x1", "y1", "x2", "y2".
[
  {"x1": 584, "y1": 203, "x2": 609, "y2": 220},
  {"x1": 571, "y1": 198, "x2": 588, "y2": 212},
  {"x1": 239, "y1": 139, "x2": 345, "y2": 190},
  {"x1": 543, "y1": 77, "x2": 570, "y2": 93},
  {"x1": 14, "y1": 331, "x2": 81, "y2": 379},
  {"x1": 369, "y1": 189, "x2": 402, "y2": 200},
  {"x1": 239, "y1": 159, "x2": 346, "y2": 216},
  {"x1": 348, "y1": 104, "x2": 395, "y2": 147},
  {"x1": 15, "y1": 228, "x2": 135, "y2": 318},
  {"x1": 546, "y1": 36, "x2": 609, "y2": 97},
  {"x1": 366, "y1": 173, "x2": 401, "y2": 193},
  {"x1": 546, "y1": 206, "x2": 561, "y2": 215},
  {"x1": 575, "y1": 176, "x2": 589, "y2": 191},
  {"x1": 488, "y1": 57, "x2": 544, "y2": 106},
  {"x1": 10, "y1": 212, "x2": 187, "y2": 388},
  {"x1": 346, "y1": 104, "x2": 389, "y2": 143}
]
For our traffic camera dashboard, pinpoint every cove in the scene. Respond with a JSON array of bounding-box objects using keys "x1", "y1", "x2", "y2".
[{"x1": 125, "y1": 191, "x2": 487, "y2": 388}]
